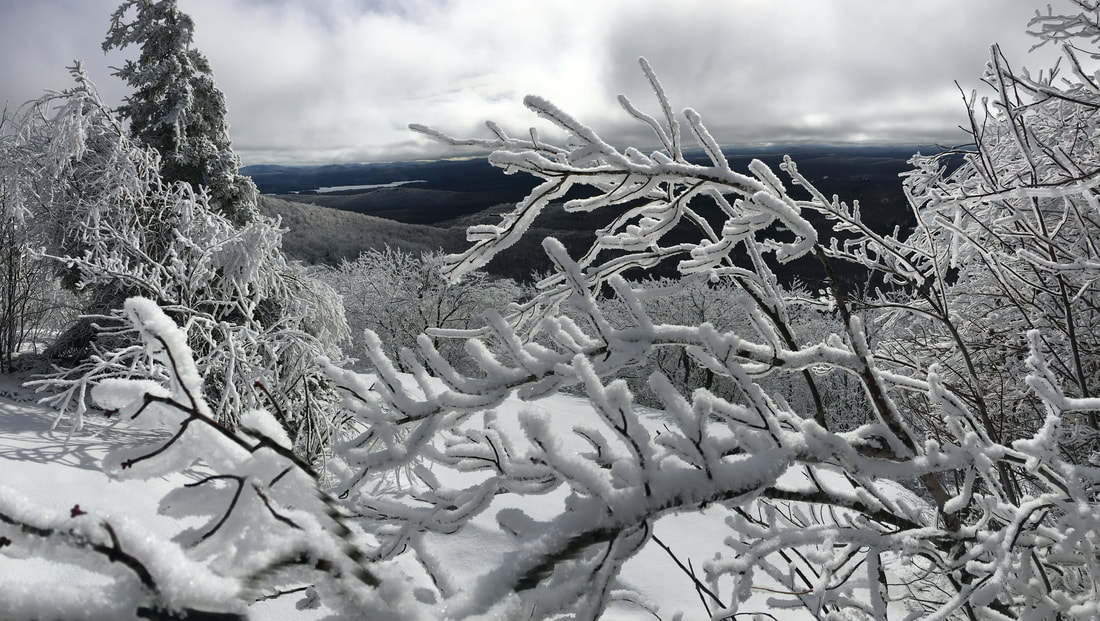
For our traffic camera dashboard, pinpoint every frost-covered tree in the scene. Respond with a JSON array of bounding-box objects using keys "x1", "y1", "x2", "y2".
[
  {"x1": 0, "y1": 120, "x2": 45, "y2": 371},
  {"x1": 887, "y1": 0, "x2": 1100, "y2": 462},
  {"x1": 0, "y1": 211, "x2": 76, "y2": 373},
  {"x1": 310, "y1": 16, "x2": 1100, "y2": 616},
  {"x1": 103, "y1": 0, "x2": 257, "y2": 225},
  {"x1": 9, "y1": 66, "x2": 348, "y2": 459},
  {"x1": 599, "y1": 275, "x2": 867, "y2": 426},
  {"x1": 322, "y1": 247, "x2": 522, "y2": 372},
  {"x1": 0, "y1": 101, "x2": 85, "y2": 374}
]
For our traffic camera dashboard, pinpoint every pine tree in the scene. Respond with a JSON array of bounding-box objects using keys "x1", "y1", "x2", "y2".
[{"x1": 103, "y1": 0, "x2": 257, "y2": 225}]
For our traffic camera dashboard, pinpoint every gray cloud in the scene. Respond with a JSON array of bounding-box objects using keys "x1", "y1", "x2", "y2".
[{"x1": 0, "y1": 0, "x2": 1074, "y2": 164}]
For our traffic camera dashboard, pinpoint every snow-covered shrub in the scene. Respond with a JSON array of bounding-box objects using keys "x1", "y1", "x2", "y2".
[
  {"x1": 9, "y1": 66, "x2": 349, "y2": 459},
  {"x1": 321, "y1": 246, "x2": 522, "y2": 374},
  {"x1": 598, "y1": 275, "x2": 870, "y2": 428},
  {"x1": 0, "y1": 297, "x2": 412, "y2": 619}
]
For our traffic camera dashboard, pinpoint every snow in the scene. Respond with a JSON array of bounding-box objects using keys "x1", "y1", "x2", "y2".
[
  {"x1": 5, "y1": 292, "x2": 1076, "y2": 620},
  {"x1": 0, "y1": 373, "x2": 321, "y2": 620},
  {"x1": 0, "y1": 368, "x2": 828, "y2": 620},
  {"x1": 0, "y1": 376, "x2": 177, "y2": 527}
]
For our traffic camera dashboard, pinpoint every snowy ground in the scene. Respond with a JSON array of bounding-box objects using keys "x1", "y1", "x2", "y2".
[
  {"x1": 0, "y1": 373, "x2": 317, "y2": 620},
  {"x1": 0, "y1": 371, "x2": 818, "y2": 619}
]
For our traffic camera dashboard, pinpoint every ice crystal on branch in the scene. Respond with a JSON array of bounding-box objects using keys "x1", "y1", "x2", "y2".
[{"x1": 335, "y1": 48, "x2": 1100, "y2": 617}]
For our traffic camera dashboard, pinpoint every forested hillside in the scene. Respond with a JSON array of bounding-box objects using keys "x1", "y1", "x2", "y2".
[
  {"x1": 258, "y1": 195, "x2": 472, "y2": 264},
  {"x1": 260, "y1": 144, "x2": 921, "y2": 284}
]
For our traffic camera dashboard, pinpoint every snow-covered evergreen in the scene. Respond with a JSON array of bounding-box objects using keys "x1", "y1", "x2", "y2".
[{"x1": 104, "y1": 0, "x2": 258, "y2": 226}]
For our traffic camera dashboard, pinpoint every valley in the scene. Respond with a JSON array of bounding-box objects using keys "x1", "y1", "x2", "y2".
[{"x1": 251, "y1": 144, "x2": 931, "y2": 284}]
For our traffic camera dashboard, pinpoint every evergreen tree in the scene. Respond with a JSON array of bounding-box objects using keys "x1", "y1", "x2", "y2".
[{"x1": 103, "y1": 0, "x2": 257, "y2": 225}]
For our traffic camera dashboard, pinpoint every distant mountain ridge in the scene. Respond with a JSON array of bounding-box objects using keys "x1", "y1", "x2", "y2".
[
  {"x1": 243, "y1": 143, "x2": 929, "y2": 198},
  {"x1": 243, "y1": 157, "x2": 536, "y2": 199},
  {"x1": 251, "y1": 144, "x2": 932, "y2": 283}
]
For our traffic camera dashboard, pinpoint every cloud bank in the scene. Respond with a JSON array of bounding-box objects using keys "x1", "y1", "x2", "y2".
[{"x1": 0, "y1": 0, "x2": 1066, "y2": 164}]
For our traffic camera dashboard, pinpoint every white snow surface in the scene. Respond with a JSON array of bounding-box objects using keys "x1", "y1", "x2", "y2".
[{"x1": 0, "y1": 373, "x2": 318, "y2": 620}]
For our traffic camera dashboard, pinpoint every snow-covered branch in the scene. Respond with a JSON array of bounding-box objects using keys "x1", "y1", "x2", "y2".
[{"x1": 318, "y1": 49, "x2": 1100, "y2": 618}]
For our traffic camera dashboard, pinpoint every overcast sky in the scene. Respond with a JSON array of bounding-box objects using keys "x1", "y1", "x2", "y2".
[{"x1": 0, "y1": 0, "x2": 1071, "y2": 165}]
